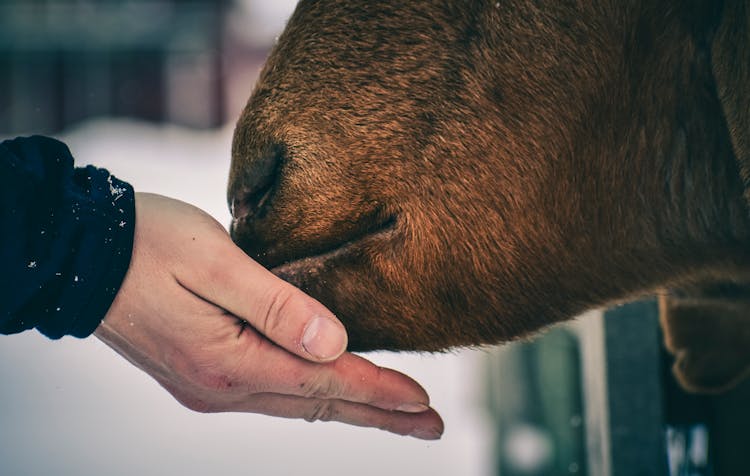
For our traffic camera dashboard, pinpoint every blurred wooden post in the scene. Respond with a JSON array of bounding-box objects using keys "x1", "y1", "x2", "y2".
[{"x1": 575, "y1": 301, "x2": 669, "y2": 476}]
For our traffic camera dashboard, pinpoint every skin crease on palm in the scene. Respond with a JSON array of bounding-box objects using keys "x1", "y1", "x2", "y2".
[{"x1": 94, "y1": 192, "x2": 444, "y2": 440}]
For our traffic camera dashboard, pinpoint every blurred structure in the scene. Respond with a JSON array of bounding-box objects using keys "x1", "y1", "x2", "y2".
[
  {"x1": 485, "y1": 327, "x2": 587, "y2": 476},
  {"x1": 0, "y1": 0, "x2": 283, "y2": 135},
  {"x1": 485, "y1": 301, "x2": 750, "y2": 476}
]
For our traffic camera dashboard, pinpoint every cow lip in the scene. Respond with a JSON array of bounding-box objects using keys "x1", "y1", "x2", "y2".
[{"x1": 270, "y1": 216, "x2": 397, "y2": 278}]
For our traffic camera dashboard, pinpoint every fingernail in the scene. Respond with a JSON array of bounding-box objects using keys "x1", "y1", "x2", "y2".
[
  {"x1": 409, "y1": 428, "x2": 442, "y2": 440},
  {"x1": 397, "y1": 403, "x2": 430, "y2": 413},
  {"x1": 302, "y1": 317, "x2": 347, "y2": 360}
]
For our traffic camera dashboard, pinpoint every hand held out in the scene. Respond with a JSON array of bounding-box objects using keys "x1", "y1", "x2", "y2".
[{"x1": 95, "y1": 193, "x2": 444, "y2": 440}]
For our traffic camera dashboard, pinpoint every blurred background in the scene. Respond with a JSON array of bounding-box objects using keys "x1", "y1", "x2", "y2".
[
  {"x1": 0, "y1": 0, "x2": 281, "y2": 134},
  {"x1": 2, "y1": 2, "x2": 749, "y2": 476}
]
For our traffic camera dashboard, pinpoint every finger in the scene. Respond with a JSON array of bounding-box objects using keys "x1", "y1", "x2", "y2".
[
  {"x1": 177, "y1": 238, "x2": 347, "y2": 363},
  {"x1": 236, "y1": 335, "x2": 431, "y2": 412},
  {"x1": 232, "y1": 393, "x2": 444, "y2": 440}
]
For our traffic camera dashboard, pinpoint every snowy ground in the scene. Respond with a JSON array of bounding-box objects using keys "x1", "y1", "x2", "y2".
[{"x1": 0, "y1": 120, "x2": 495, "y2": 476}]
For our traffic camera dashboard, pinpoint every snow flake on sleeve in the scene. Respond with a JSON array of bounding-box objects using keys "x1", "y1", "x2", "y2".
[{"x1": 107, "y1": 174, "x2": 127, "y2": 201}]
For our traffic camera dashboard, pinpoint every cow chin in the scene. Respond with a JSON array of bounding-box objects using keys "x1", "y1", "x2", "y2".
[{"x1": 269, "y1": 243, "x2": 414, "y2": 353}]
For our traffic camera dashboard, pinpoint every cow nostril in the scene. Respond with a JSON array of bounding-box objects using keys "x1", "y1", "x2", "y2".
[
  {"x1": 230, "y1": 143, "x2": 284, "y2": 221},
  {"x1": 231, "y1": 185, "x2": 274, "y2": 221}
]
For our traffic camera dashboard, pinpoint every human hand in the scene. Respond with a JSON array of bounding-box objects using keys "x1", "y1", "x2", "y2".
[{"x1": 94, "y1": 193, "x2": 443, "y2": 439}]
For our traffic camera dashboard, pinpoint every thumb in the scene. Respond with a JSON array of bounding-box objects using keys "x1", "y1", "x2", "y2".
[
  {"x1": 178, "y1": 238, "x2": 348, "y2": 362},
  {"x1": 253, "y1": 279, "x2": 349, "y2": 362}
]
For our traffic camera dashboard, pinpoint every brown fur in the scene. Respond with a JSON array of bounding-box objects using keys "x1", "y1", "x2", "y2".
[{"x1": 229, "y1": 0, "x2": 750, "y2": 392}]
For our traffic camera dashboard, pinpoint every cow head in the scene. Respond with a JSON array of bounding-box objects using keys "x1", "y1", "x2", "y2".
[{"x1": 229, "y1": 0, "x2": 750, "y2": 352}]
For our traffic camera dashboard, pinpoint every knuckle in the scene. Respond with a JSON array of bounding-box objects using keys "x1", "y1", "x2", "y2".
[
  {"x1": 298, "y1": 373, "x2": 340, "y2": 399},
  {"x1": 260, "y1": 286, "x2": 297, "y2": 335},
  {"x1": 304, "y1": 400, "x2": 338, "y2": 423}
]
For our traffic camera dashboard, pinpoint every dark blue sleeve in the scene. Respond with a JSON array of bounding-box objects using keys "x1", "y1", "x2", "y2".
[{"x1": 0, "y1": 136, "x2": 135, "y2": 339}]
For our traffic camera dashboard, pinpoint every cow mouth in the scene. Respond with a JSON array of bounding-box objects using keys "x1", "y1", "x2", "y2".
[{"x1": 269, "y1": 216, "x2": 397, "y2": 286}]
